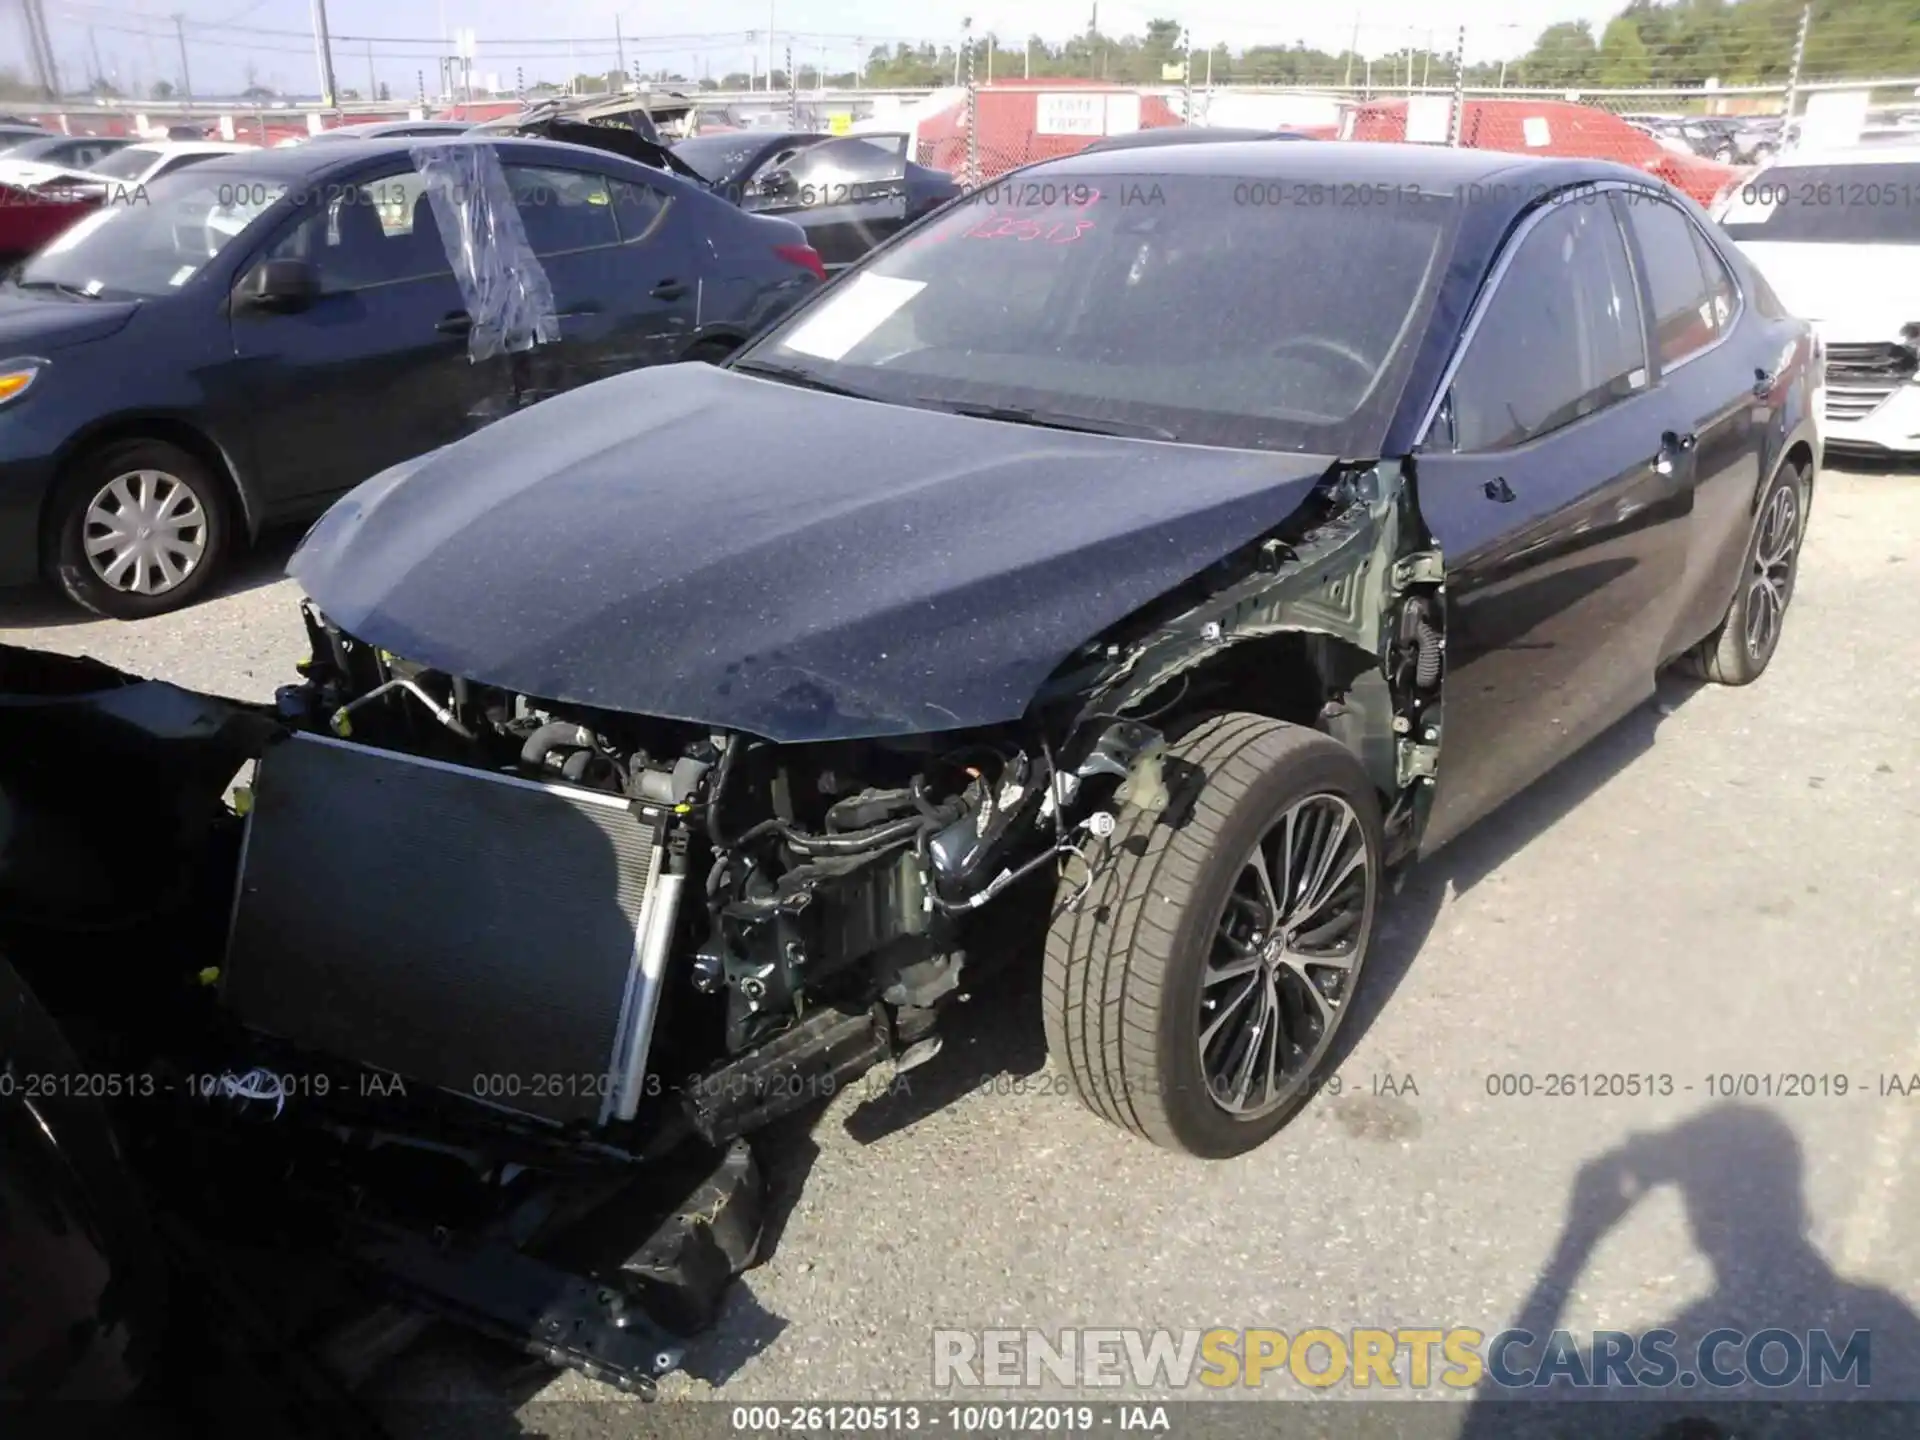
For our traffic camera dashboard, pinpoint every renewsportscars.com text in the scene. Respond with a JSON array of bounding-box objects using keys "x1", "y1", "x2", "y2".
[{"x1": 932, "y1": 1326, "x2": 1874, "y2": 1392}]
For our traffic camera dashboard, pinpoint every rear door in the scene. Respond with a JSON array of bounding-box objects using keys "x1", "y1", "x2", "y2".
[
  {"x1": 1415, "y1": 190, "x2": 1694, "y2": 854},
  {"x1": 228, "y1": 165, "x2": 494, "y2": 506},
  {"x1": 1615, "y1": 188, "x2": 1767, "y2": 659},
  {"x1": 502, "y1": 161, "x2": 698, "y2": 400}
]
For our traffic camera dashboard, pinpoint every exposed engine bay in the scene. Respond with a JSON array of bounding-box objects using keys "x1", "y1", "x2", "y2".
[{"x1": 0, "y1": 460, "x2": 1446, "y2": 1410}]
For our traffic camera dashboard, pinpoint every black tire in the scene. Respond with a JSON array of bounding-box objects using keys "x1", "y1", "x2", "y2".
[
  {"x1": 1678, "y1": 460, "x2": 1808, "y2": 686},
  {"x1": 1043, "y1": 714, "x2": 1383, "y2": 1158},
  {"x1": 46, "y1": 439, "x2": 232, "y2": 620}
]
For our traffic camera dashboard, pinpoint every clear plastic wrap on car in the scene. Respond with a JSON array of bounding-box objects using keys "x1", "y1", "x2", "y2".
[{"x1": 411, "y1": 139, "x2": 560, "y2": 363}]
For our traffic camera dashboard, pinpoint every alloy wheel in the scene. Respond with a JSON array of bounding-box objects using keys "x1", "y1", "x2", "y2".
[
  {"x1": 82, "y1": 469, "x2": 208, "y2": 596},
  {"x1": 1198, "y1": 793, "x2": 1373, "y2": 1118},
  {"x1": 1744, "y1": 481, "x2": 1800, "y2": 663}
]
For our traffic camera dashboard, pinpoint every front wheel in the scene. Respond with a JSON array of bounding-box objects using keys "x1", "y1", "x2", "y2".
[
  {"x1": 1043, "y1": 714, "x2": 1383, "y2": 1158},
  {"x1": 47, "y1": 439, "x2": 231, "y2": 619},
  {"x1": 1679, "y1": 460, "x2": 1807, "y2": 685}
]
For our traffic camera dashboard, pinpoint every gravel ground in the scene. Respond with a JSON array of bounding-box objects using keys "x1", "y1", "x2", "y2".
[{"x1": 4, "y1": 460, "x2": 1916, "y2": 1436}]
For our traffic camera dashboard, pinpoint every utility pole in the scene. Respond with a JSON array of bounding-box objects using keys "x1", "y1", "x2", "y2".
[
  {"x1": 366, "y1": 40, "x2": 376, "y2": 102},
  {"x1": 615, "y1": 16, "x2": 626, "y2": 82},
  {"x1": 962, "y1": 16, "x2": 977, "y2": 185},
  {"x1": 1344, "y1": 14, "x2": 1359, "y2": 86},
  {"x1": 985, "y1": 34, "x2": 993, "y2": 86},
  {"x1": 1422, "y1": 29, "x2": 1433, "y2": 87},
  {"x1": 767, "y1": 0, "x2": 775, "y2": 92},
  {"x1": 88, "y1": 27, "x2": 106, "y2": 89},
  {"x1": 22, "y1": 0, "x2": 61, "y2": 99},
  {"x1": 1782, "y1": 3, "x2": 1812, "y2": 136},
  {"x1": 1448, "y1": 24, "x2": 1467, "y2": 145},
  {"x1": 1180, "y1": 27, "x2": 1191, "y2": 124},
  {"x1": 310, "y1": 0, "x2": 340, "y2": 110},
  {"x1": 174, "y1": 13, "x2": 192, "y2": 109},
  {"x1": 1024, "y1": 38, "x2": 1031, "y2": 80}
]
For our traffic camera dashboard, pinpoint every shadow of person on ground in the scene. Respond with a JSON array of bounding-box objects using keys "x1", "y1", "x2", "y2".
[{"x1": 1453, "y1": 1104, "x2": 1920, "y2": 1440}]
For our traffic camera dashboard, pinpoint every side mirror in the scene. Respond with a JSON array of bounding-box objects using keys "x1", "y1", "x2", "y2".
[{"x1": 234, "y1": 257, "x2": 321, "y2": 313}]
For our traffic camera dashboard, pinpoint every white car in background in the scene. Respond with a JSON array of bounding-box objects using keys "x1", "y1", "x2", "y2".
[
  {"x1": 74, "y1": 140, "x2": 257, "y2": 188},
  {"x1": 1717, "y1": 142, "x2": 1920, "y2": 454}
]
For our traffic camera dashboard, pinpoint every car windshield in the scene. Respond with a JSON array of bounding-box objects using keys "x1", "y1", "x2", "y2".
[
  {"x1": 736, "y1": 172, "x2": 1458, "y2": 453},
  {"x1": 87, "y1": 145, "x2": 164, "y2": 181},
  {"x1": 13, "y1": 170, "x2": 286, "y2": 299},
  {"x1": 1720, "y1": 162, "x2": 1920, "y2": 243}
]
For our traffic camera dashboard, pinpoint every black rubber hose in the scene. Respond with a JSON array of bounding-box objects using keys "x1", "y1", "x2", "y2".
[
  {"x1": 1415, "y1": 622, "x2": 1443, "y2": 689},
  {"x1": 520, "y1": 720, "x2": 593, "y2": 770},
  {"x1": 706, "y1": 737, "x2": 742, "y2": 848},
  {"x1": 560, "y1": 749, "x2": 595, "y2": 783}
]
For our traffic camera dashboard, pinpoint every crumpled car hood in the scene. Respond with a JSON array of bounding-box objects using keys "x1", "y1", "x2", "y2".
[{"x1": 289, "y1": 363, "x2": 1336, "y2": 742}]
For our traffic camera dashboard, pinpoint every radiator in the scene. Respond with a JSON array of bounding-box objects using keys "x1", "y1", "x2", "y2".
[{"x1": 221, "y1": 731, "x2": 674, "y2": 1126}]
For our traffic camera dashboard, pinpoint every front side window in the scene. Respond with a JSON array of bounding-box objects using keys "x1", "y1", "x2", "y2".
[
  {"x1": 266, "y1": 170, "x2": 450, "y2": 290},
  {"x1": 737, "y1": 173, "x2": 1460, "y2": 455},
  {"x1": 12, "y1": 169, "x2": 288, "y2": 298},
  {"x1": 1621, "y1": 192, "x2": 1729, "y2": 367},
  {"x1": 1447, "y1": 195, "x2": 1647, "y2": 454}
]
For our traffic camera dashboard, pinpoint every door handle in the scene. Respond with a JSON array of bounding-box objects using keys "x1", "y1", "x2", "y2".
[
  {"x1": 435, "y1": 312, "x2": 474, "y2": 336},
  {"x1": 1752, "y1": 366, "x2": 1780, "y2": 399},
  {"x1": 651, "y1": 280, "x2": 689, "y2": 300},
  {"x1": 1483, "y1": 476, "x2": 1516, "y2": 503},
  {"x1": 1653, "y1": 430, "x2": 1697, "y2": 477}
]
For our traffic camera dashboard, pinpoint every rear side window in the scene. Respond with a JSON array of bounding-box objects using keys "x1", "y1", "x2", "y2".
[
  {"x1": 1447, "y1": 197, "x2": 1647, "y2": 453},
  {"x1": 609, "y1": 178, "x2": 669, "y2": 242},
  {"x1": 1621, "y1": 193, "x2": 1731, "y2": 367}
]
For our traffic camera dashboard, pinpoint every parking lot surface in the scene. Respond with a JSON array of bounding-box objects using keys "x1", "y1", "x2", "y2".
[{"x1": 5, "y1": 460, "x2": 1916, "y2": 1432}]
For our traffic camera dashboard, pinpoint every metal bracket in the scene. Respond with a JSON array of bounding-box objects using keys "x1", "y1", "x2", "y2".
[
  {"x1": 1390, "y1": 551, "x2": 1446, "y2": 591},
  {"x1": 1396, "y1": 738, "x2": 1440, "y2": 788},
  {"x1": 348, "y1": 1224, "x2": 685, "y2": 1398}
]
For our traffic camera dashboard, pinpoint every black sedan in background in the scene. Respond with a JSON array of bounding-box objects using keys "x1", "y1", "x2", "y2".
[
  {"x1": 0, "y1": 135, "x2": 822, "y2": 617},
  {"x1": 676, "y1": 130, "x2": 962, "y2": 269}
]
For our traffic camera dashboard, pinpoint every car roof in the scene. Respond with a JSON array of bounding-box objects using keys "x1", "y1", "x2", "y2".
[
  {"x1": 1033, "y1": 138, "x2": 1644, "y2": 193},
  {"x1": 177, "y1": 133, "x2": 610, "y2": 176},
  {"x1": 125, "y1": 140, "x2": 254, "y2": 155},
  {"x1": 1085, "y1": 126, "x2": 1312, "y2": 150},
  {"x1": 313, "y1": 120, "x2": 475, "y2": 138},
  {"x1": 1764, "y1": 142, "x2": 1920, "y2": 165}
]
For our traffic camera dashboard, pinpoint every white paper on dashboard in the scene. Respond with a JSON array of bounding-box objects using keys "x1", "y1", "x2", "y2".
[{"x1": 780, "y1": 274, "x2": 926, "y2": 361}]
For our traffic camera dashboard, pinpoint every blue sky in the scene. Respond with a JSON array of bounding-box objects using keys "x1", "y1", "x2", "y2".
[{"x1": 28, "y1": 0, "x2": 1628, "y2": 99}]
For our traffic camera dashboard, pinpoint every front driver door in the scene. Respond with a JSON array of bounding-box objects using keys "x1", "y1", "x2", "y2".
[
  {"x1": 227, "y1": 165, "x2": 496, "y2": 507},
  {"x1": 1414, "y1": 190, "x2": 1696, "y2": 855}
]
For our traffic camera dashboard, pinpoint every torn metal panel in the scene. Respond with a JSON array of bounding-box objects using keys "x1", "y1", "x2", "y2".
[
  {"x1": 410, "y1": 139, "x2": 561, "y2": 364},
  {"x1": 1064, "y1": 461, "x2": 1429, "y2": 795}
]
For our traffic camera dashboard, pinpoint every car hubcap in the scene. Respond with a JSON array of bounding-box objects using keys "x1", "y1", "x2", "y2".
[
  {"x1": 1198, "y1": 794, "x2": 1372, "y2": 1119},
  {"x1": 83, "y1": 469, "x2": 207, "y2": 595},
  {"x1": 1744, "y1": 482, "x2": 1800, "y2": 663}
]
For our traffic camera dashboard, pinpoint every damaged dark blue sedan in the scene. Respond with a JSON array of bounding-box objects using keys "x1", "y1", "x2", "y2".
[{"x1": 0, "y1": 141, "x2": 1820, "y2": 1414}]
